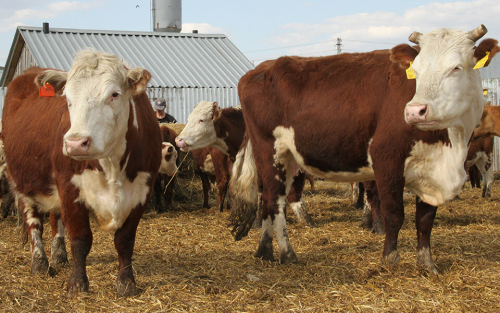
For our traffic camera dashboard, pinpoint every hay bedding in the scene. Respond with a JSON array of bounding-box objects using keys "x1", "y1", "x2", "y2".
[{"x1": 2, "y1": 179, "x2": 500, "y2": 312}]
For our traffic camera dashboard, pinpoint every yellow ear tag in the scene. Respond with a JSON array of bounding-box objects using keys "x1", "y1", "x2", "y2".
[
  {"x1": 406, "y1": 61, "x2": 416, "y2": 79},
  {"x1": 483, "y1": 90, "x2": 488, "y2": 95},
  {"x1": 474, "y1": 51, "x2": 490, "y2": 69}
]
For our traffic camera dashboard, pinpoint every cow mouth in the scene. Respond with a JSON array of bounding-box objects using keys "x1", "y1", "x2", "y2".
[{"x1": 175, "y1": 138, "x2": 192, "y2": 151}]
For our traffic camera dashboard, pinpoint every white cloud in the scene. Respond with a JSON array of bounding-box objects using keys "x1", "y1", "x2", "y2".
[
  {"x1": 264, "y1": 0, "x2": 500, "y2": 58},
  {"x1": 0, "y1": 1, "x2": 103, "y2": 33}
]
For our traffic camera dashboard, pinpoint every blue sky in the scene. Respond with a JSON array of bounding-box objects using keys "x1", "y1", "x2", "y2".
[{"x1": 1, "y1": 0, "x2": 500, "y2": 67}]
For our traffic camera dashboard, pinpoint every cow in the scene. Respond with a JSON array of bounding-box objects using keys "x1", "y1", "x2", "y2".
[
  {"x1": 2, "y1": 50, "x2": 162, "y2": 297},
  {"x1": 468, "y1": 165, "x2": 482, "y2": 189},
  {"x1": 192, "y1": 147, "x2": 231, "y2": 211},
  {"x1": 176, "y1": 102, "x2": 316, "y2": 226},
  {"x1": 153, "y1": 124, "x2": 179, "y2": 212},
  {"x1": 229, "y1": 26, "x2": 498, "y2": 274}
]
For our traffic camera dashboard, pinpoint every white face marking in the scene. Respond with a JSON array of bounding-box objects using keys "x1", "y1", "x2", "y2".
[
  {"x1": 159, "y1": 143, "x2": 178, "y2": 176},
  {"x1": 176, "y1": 101, "x2": 219, "y2": 151},
  {"x1": 272, "y1": 126, "x2": 375, "y2": 182},
  {"x1": 406, "y1": 28, "x2": 486, "y2": 130},
  {"x1": 404, "y1": 129, "x2": 468, "y2": 206},
  {"x1": 71, "y1": 157, "x2": 151, "y2": 232}
]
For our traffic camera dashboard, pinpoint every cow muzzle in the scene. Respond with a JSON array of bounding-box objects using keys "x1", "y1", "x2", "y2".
[
  {"x1": 405, "y1": 103, "x2": 435, "y2": 125},
  {"x1": 64, "y1": 137, "x2": 91, "y2": 157},
  {"x1": 175, "y1": 138, "x2": 191, "y2": 152}
]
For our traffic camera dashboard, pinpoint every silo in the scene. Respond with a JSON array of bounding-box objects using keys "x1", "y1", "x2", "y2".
[{"x1": 153, "y1": 0, "x2": 182, "y2": 33}]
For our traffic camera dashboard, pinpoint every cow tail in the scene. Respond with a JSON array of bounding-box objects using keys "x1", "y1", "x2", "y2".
[{"x1": 228, "y1": 137, "x2": 258, "y2": 241}]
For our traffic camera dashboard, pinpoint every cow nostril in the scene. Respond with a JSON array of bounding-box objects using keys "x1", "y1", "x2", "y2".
[{"x1": 419, "y1": 106, "x2": 427, "y2": 116}]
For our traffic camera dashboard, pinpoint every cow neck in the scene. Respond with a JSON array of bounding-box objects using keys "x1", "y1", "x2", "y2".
[{"x1": 214, "y1": 108, "x2": 245, "y2": 160}]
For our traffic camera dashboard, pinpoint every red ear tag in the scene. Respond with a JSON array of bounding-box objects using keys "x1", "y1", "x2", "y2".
[{"x1": 39, "y1": 82, "x2": 55, "y2": 97}]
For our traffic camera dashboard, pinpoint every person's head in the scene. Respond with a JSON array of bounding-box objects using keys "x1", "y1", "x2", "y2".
[{"x1": 154, "y1": 98, "x2": 166, "y2": 112}]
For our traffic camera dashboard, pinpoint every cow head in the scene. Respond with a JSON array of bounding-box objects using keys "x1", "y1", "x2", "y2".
[
  {"x1": 159, "y1": 142, "x2": 178, "y2": 176},
  {"x1": 473, "y1": 104, "x2": 500, "y2": 140},
  {"x1": 391, "y1": 25, "x2": 499, "y2": 131},
  {"x1": 35, "y1": 50, "x2": 151, "y2": 160},
  {"x1": 175, "y1": 101, "x2": 221, "y2": 152}
]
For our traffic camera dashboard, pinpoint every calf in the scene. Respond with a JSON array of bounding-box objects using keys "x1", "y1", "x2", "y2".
[
  {"x1": 2, "y1": 51, "x2": 162, "y2": 297},
  {"x1": 230, "y1": 26, "x2": 497, "y2": 274},
  {"x1": 192, "y1": 147, "x2": 231, "y2": 211},
  {"x1": 154, "y1": 124, "x2": 179, "y2": 212},
  {"x1": 466, "y1": 135, "x2": 494, "y2": 197}
]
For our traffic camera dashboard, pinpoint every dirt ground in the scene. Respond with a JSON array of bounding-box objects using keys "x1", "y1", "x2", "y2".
[{"x1": 1, "y1": 178, "x2": 500, "y2": 312}]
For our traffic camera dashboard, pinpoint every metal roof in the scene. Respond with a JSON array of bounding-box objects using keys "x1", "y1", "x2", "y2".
[{"x1": 2, "y1": 26, "x2": 254, "y2": 88}]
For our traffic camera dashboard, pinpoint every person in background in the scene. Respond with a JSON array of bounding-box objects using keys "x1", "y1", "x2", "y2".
[{"x1": 155, "y1": 98, "x2": 177, "y2": 123}]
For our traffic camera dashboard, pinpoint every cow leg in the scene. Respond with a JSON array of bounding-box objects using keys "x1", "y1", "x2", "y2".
[
  {"x1": 355, "y1": 182, "x2": 365, "y2": 210},
  {"x1": 153, "y1": 176, "x2": 163, "y2": 212},
  {"x1": 198, "y1": 171, "x2": 211, "y2": 209},
  {"x1": 254, "y1": 211, "x2": 274, "y2": 261},
  {"x1": 114, "y1": 205, "x2": 146, "y2": 297},
  {"x1": 306, "y1": 173, "x2": 315, "y2": 191},
  {"x1": 481, "y1": 163, "x2": 493, "y2": 198},
  {"x1": 50, "y1": 212, "x2": 68, "y2": 265},
  {"x1": 63, "y1": 200, "x2": 92, "y2": 296},
  {"x1": 217, "y1": 178, "x2": 228, "y2": 212},
  {"x1": 415, "y1": 197, "x2": 438, "y2": 274},
  {"x1": 21, "y1": 200, "x2": 49, "y2": 275},
  {"x1": 163, "y1": 174, "x2": 175, "y2": 211},
  {"x1": 275, "y1": 194, "x2": 298, "y2": 264},
  {"x1": 1, "y1": 193, "x2": 15, "y2": 218},
  {"x1": 361, "y1": 181, "x2": 384, "y2": 234},
  {"x1": 375, "y1": 174, "x2": 405, "y2": 268},
  {"x1": 287, "y1": 172, "x2": 316, "y2": 227}
]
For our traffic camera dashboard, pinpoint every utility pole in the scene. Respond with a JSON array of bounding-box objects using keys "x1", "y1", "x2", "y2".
[{"x1": 336, "y1": 37, "x2": 342, "y2": 54}]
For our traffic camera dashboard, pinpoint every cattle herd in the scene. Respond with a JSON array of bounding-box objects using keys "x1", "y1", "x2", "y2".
[{"x1": 0, "y1": 25, "x2": 499, "y2": 298}]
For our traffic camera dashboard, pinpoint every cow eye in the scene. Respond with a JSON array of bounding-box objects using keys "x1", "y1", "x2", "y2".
[
  {"x1": 110, "y1": 92, "x2": 120, "y2": 101},
  {"x1": 199, "y1": 119, "x2": 205, "y2": 123},
  {"x1": 452, "y1": 66, "x2": 462, "y2": 73}
]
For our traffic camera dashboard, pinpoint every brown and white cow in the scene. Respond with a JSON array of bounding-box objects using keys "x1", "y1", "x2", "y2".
[
  {"x1": 192, "y1": 147, "x2": 231, "y2": 211},
  {"x1": 2, "y1": 50, "x2": 162, "y2": 297},
  {"x1": 230, "y1": 26, "x2": 498, "y2": 273},
  {"x1": 176, "y1": 102, "x2": 316, "y2": 226}
]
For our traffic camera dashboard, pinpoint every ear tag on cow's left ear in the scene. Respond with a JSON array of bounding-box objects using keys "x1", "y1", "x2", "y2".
[
  {"x1": 483, "y1": 90, "x2": 488, "y2": 95},
  {"x1": 474, "y1": 51, "x2": 490, "y2": 70},
  {"x1": 406, "y1": 61, "x2": 416, "y2": 79},
  {"x1": 39, "y1": 82, "x2": 55, "y2": 97}
]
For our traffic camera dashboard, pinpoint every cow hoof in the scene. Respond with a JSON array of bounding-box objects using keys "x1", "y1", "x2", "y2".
[
  {"x1": 381, "y1": 250, "x2": 400, "y2": 268},
  {"x1": 417, "y1": 247, "x2": 438, "y2": 274},
  {"x1": 67, "y1": 277, "x2": 90, "y2": 297},
  {"x1": 254, "y1": 249, "x2": 274, "y2": 262},
  {"x1": 252, "y1": 218, "x2": 262, "y2": 229},
  {"x1": 31, "y1": 257, "x2": 49, "y2": 275},
  {"x1": 279, "y1": 251, "x2": 298, "y2": 264},
  {"x1": 116, "y1": 279, "x2": 139, "y2": 297}
]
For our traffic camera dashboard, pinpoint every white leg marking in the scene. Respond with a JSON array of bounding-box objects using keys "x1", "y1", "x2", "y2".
[{"x1": 275, "y1": 196, "x2": 291, "y2": 255}]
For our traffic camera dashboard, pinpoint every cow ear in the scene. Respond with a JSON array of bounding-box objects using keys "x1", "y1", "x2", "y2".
[
  {"x1": 474, "y1": 39, "x2": 500, "y2": 67},
  {"x1": 390, "y1": 44, "x2": 419, "y2": 69},
  {"x1": 35, "y1": 69, "x2": 68, "y2": 95},
  {"x1": 127, "y1": 67, "x2": 151, "y2": 96},
  {"x1": 212, "y1": 102, "x2": 221, "y2": 121}
]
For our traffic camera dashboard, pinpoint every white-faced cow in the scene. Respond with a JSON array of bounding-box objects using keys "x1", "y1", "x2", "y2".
[
  {"x1": 229, "y1": 26, "x2": 498, "y2": 274},
  {"x1": 153, "y1": 124, "x2": 179, "y2": 212},
  {"x1": 176, "y1": 102, "x2": 316, "y2": 226},
  {"x1": 2, "y1": 50, "x2": 162, "y2": 297}
]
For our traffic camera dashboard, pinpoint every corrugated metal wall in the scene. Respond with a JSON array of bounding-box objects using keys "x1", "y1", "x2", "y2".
[
  {"x1": 146, "y1": 87, "x2": 239, "y2": 123},
  {"x1": 484, "y1": 78, "x2": 500, "y2": 171},
  {"x1": 0, "y1": 87, "x2": 6, "y2": 119}
]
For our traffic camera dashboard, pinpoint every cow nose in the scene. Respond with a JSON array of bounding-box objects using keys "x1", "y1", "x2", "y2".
[
  {"x1": 406, "y1": 103, "x2": 428, "y2": 124},
  {"x1": 65, "y1": 137, "x2": 91, "y2": 156}
]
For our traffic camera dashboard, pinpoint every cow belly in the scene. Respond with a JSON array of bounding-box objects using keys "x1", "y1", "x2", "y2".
[
  {"x1": 404, "y1": 140, "x2": 467, "y2": 206},
  {"x1": 273, "y1": 126, "x2": 375, "y2": 182},
  {"x1": 14, "y1": 184, "x2": 62, "y2": 214},
  {"x1": 71, "y1": 170, "x2": 151, "y2": 231}
]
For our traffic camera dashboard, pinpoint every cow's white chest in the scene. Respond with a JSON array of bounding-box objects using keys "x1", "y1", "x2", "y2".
[
  {"x1": 71, "y1": 164, "x2": 150, "y2": 232},
  {"x1": 404, "y1": 140, "x2": 467, "y2": 206}
]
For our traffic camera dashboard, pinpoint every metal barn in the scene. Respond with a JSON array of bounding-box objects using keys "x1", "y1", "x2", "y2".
[{"x1": 0, "y1": 25, "x2": 254, "y2": 122}]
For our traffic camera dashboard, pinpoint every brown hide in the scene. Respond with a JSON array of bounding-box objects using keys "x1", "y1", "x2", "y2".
[
  {"x1": 192, "y1": 147, "x2": 231, "y2": 211},
  {"x1": 236, "y1": 47, "x2": 463, "y2": 269},
  {"x1": 2, "y1": 67, "x2": 162, "y2": 296},
  {"x1": 473, "y1": 104, "x2": 500, "y2": 139}
]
